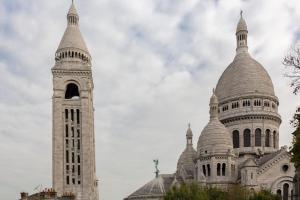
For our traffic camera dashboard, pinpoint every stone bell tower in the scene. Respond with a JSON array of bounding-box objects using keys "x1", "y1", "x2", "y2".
[{"x1": 52, "y1": 2, "x2": 98, "y2": 200}]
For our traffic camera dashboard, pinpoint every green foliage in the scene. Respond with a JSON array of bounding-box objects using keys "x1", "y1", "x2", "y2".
[
  {"x1": 164, "y1": 183, "x2": 279, "y2": 200},
  {"x1": 164, "y1": 183, "x2": 208, "y2": 200},
  {"x1": 289, "y1": 113, "x2": 300, "y2": 168},
  {"x1": 249, "y1": 190, "x2": 280, "y2": 200}
]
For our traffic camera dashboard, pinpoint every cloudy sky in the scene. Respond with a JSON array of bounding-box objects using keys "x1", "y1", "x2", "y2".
[{"x1": 1, "y1": 0, "x2": 300, "y2": 199}]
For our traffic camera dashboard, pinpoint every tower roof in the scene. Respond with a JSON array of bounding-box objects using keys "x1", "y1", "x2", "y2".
[
  {"x1": 56, "y1": 2, "x2": 90, "y2": 55},
  {"x1": 236, "y1": 11, "x2": 248, "y2": 33},
  {"x1": 68, "y1": 1, "x2": 78, "y2": 16}
]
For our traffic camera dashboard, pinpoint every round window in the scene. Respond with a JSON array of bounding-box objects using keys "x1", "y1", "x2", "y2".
[{"x1": 282, "y1": 164, "x2": 289, "y2": 172}]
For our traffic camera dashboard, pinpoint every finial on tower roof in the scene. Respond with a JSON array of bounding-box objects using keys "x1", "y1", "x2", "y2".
[
  {"x1": 240, "y1": 10, "x2": 243, "y2": 17},
  {"x1": 188, "y1": 123, "x2": 191, "y2": 128}
]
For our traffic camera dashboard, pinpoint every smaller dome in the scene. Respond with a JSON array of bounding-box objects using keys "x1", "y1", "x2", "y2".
[
  {"x1": 197, "y1": 92, "x2": 233, "y2": 155},
  {"x1": 177, "y1": 125, "x2": 196, "y2": 175},
  {"x1": 236, "y1": 12, "x2": 247, "y2": 33},
  {"x1": 177, "y1": 146, "x2": 196, "y2": 171},
  {"x1": 125, "y1": 174, "x2": 175, "y2": 200},
  {"x1": 197, "y1": 119, "x2": 232, "y2": 155}
]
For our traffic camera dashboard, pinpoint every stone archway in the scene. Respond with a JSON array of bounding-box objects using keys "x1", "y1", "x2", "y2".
[{"x1": 271, "y1": 176, "x2": 294, "y2": 200}]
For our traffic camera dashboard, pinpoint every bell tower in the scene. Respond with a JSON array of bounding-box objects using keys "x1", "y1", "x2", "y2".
[{"x1": 52, "y1": 2, "x2": 98, "y2": 200}]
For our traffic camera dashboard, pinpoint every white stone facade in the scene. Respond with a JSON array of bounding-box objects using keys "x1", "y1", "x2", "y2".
[
  {"x1": 52, "y1": 3, "x2": 98, "y2": 200},
  {"x1": 125, "y1": 13, "x2": 295, "y2": 200}
]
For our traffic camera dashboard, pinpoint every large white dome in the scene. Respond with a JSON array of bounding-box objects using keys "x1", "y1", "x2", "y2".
[{"x1": 215, "y1": 52, "x2": 275, "y2": 102}]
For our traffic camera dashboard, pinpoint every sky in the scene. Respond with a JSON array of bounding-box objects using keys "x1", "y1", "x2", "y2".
[{"x1": 0, "y1": 0, "x2": 300, "y2": 199}]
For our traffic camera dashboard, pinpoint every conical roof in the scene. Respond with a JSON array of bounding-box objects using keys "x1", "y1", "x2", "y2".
[
  {"x1": 56, "y1": 2, "x2": 89, "y2": 54},
  {"x1": 236, "y1": 15, "x2": 247, "y2": 33}
]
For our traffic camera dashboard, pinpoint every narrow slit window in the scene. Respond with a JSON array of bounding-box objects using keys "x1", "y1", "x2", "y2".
[
  {"x1": 77, "y1": 109, "x2": 80, "y2": 124},
  {"x1": 65, "y1": 109, "x2": 68, "y2": 120},
  {"x1": 71, "y1": 109, "x2": 74, "y2": 121},
  {"x1": 65, "y1": 125, "x2": 69, "y2": 137},
  {"x1": 217, "y1": 163, "x2": 221, "y2": 176},
  {"x1": 222, "y1": 163, "x2": 226, "y2": 176},
  {"x1": 72, "y1": 152, "x2": 75, "y2": 163},
  {"x1": 207, "y1": 164, "x2": 211, "y2": 176},
  {"x1": 66, "y1": 150, "x2": 69, "y2": 163}
]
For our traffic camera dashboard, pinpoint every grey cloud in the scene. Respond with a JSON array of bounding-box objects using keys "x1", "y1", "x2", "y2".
[{"x1": 0, "y1": 0, "x2": 300, "y2": 199}]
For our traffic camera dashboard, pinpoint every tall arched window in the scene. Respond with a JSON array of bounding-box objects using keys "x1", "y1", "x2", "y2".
[
  {"x1": 202, "y1": 165, "x2": 206, "y2": 176},
  {"x1": 222, "y1": 163, "x2": 226, "y2": 176},
  {"x1": 244, "y1": 129, "x2": 251, "y2": 147},
  {"x1": 217, "y1": 163, "x2": 221, "y2": 176},
  {"x1": 265, "y1": 129, "x2": 271, "y2": 147},
  {"x1": 273, "y1": 131, "x2": 277, "y2": 148},
  {"x1": 255, "y1": 128, "x2": 262, "y2": 146},
  {"x1": 232, "y1": 130, "x2": 240, "y2": 148},
  {"x1": 283, "y1": 183, "x2": 289, "y2": 200},
  {"x1": 65, "y1": 83, "x2": 80, "y2": 99},
  {"x1": 207, "y1": 164, "x2": 211, "y2": 176}
]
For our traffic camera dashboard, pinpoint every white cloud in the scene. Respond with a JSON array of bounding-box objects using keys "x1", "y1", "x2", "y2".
[{"x1": 0, "y1": 0, "x2": 300, "y2": 199}]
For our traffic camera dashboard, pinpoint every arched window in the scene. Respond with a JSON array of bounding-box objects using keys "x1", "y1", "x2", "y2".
[
  {"x1": 283, "y1": 183, "x2": 289, "y2": 200},
  {"x1": 207, "y1": 164, "x2": 211, "y2": 176},
  {"x1": 273, "y1": 131, "x2": 277, "y2": 148},
  {"x1": 244, "y1": 129, "x2": 251, "y2": 147},
  {"x1": 232, "y1": 130, "x2": 240, "y2": 148},
  {"x1": 265, "y1": 129, "x2": 271, "y2": 147},
  {"x1": 222, "y1": 163, "x2": 226, "y2": 176},
  {"x1": 202, "y1": 165, "x2": 206, "y2": 176},
  {"x1": 217, "y1": 163, "x2": 221, "y2": 176},
  {"x1": 65, "y1": 83, "x2": 80, "y2": 99},
  {"x1": 255, "y1": 128, "x2": 262, "y2": 146}
]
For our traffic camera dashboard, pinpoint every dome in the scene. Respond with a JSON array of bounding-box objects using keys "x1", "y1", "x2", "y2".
[
  {"x1": 197, "y1": 91, "x2": 233, "y2": 155},
  {"x1": 125, "y1": 174, "x2": 175, "y2": 200},
  {"x1": 177, "y1": 146, "x2": 196, "y2": 171},
  {"x1": 215, "y1": 52, "x2": 275, "y2": 102},
  {"x1": 177, "y1": 125, "x2": 196, "y2": 175},
  {"x1": 197, "y1": 118, "x2": 232, "y2": 155}
]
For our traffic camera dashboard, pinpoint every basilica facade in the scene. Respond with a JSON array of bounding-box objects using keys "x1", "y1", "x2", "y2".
[{"x1": 125, "y1": 14, "x2": 295, "y2": 200}]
